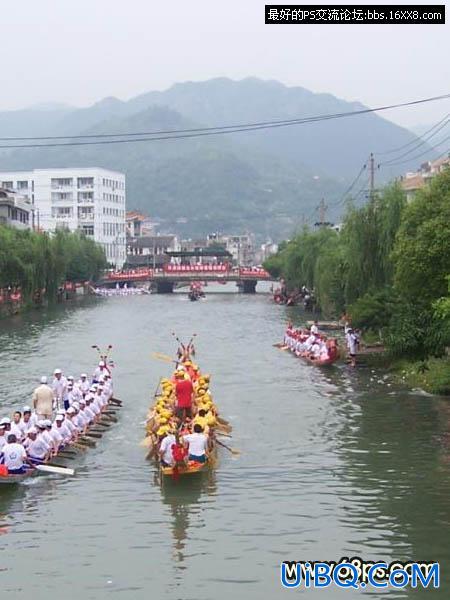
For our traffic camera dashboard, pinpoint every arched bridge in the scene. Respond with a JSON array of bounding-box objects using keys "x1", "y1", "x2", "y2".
[{"x1": 98, "y1": 265, "x2": 273, "y2": 293}]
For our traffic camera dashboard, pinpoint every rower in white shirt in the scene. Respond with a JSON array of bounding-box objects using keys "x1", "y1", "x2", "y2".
[
  {"x1": 0, "y1": 422, "x2": 7, "y2": 453},
  {"x1": 2, "y1": 434, "x2": 31, "y2": 474},
  {"x1": 310, "y1": 321, "x2": 319, "y2": 335},
  {"x1": 25, "y1": 427, "x2": 51, "y2": 464},
  {"x1": 10, "y1": 411, "x2": 25, "y2": 442},
  {"x1": 93, "y1": 361, "x2": 108, "y2": 383},
  {"x1": 71, "y1": 404, "x2": 87, "y2": 434},
  {"x1": 78, "y1": 398, "x2": 93, "y2": 425},
  {"x1": 21, "y1": 406, "x2": 37, "y2": 433},
  {"x1": 55, "y1": 412, "x2": 73, "y2": 443},
  {"x1": 37, "y1": 421, "x2": 57, "y2": 455},
  {"x1": 64, "y1": 408, "x2": 79, "y2": 439},
  {"x1": 83, "y1": 398, "x2": 97, "y2": 424},
  {"x1": 48, "y1": 420, "x2": 63, "y2": 452},
  {"x1": 77, "y1": 373, "x2": 90, "y2": 397}
]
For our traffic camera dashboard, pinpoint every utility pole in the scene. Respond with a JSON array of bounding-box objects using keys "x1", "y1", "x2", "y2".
[
  {"x1": 369, "y1": 152, "x2": 375, "y2": 201},
  {"x1": 317, "y1": 198, "x2": 328, "y2": 226}
]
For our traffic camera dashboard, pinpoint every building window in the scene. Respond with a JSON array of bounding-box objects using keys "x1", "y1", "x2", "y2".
[
  {"x1": 51, "y1": 178, "x2": 73, "y2": 188},
  {"x1": 17, "y1": 181, "x2": 28, "y2": 190},
  {"x1": 78, "y1": 191, "x2": 94, "y2": 202},
  {"x1": 81, "y1": 225, "x2": 94, "y2": 236},
  {"x1": 77, "y1": 177, "x2": 94, "y2": 188},
  {"x1": 1, "y1": 181, "x2": 13, "y2": 189}
]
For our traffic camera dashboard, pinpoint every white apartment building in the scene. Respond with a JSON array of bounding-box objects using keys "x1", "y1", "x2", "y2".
[{"x1": 0, "y1": 167, "x2": 126, "y2": 267}]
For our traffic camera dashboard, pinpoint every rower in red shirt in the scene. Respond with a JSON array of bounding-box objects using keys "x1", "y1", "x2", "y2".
[{"x1": 174, "y1": 368, "x2": 193, "y2": 420}]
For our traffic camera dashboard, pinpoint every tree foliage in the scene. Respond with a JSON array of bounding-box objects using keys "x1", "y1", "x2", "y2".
[
  {"x1": 265, "y1": 170, "x2": 450, "y2": 359},
  {"x1": 0, "y1": 227, "x2": 106, "y2": 302}
]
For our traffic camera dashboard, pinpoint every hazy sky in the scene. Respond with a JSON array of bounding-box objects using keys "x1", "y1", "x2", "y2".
[{"x1": 1, "y1": 0, "x2": 449, "y2": 128}]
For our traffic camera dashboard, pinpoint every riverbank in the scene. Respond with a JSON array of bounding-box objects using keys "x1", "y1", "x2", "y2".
[{"x1": 356, "y1": 349, "x2": 450, "y2": 396}]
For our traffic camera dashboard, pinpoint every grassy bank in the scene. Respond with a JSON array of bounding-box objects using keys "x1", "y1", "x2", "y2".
[{"x1": 389, "y1": 356, "x2": 450, "y2": 396}]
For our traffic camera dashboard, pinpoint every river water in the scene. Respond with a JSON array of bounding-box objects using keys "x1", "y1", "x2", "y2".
[{"x1": 1, "y1": 286, "x2": 449, "y2": 599}]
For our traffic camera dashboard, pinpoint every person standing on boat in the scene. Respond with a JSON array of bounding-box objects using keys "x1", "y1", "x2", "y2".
[
  {"x1": 32, "y1": 376, "x2": 54, "y2": 420},
  {"x1": 175, "y1": 369, "x2": 194, "y2": 421},
  {"x1": 52, "y1": 369, "x2": 67, "y2": 410},
  {"x1": 183, "y1": 424, "x2": 208, "y2": 463},
  {"x1": 2, "y1": 434, "x2": 33, "y2": 474},
  {"x1": 310, "y1": 321, "x2": 319, "y2": 336},
  {"x1": 10, "y1": 412, "x2": 25, "y2": 442}
]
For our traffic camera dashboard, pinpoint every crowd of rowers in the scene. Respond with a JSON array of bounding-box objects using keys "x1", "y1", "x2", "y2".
[
  {"x1": 146, "y1": 359, "x2": 226, "y2": 469},
  {"x1": 0, "y1": 361, "x2": 114, "y2": 475},
  {"x1": 283, "y1": 321, "x2": 339, "y2": 361}
]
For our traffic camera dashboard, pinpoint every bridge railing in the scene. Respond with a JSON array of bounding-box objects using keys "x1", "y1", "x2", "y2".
[{"x1": 102, "y1": 264, "x2": 271, "y2": 281}]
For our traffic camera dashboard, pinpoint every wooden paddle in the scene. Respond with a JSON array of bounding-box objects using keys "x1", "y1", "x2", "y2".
[
  {"x1": 78, "y1": 437, "x2": 97, "y2": 446},
  {"x1": 140, "y1": 436, "x2": 154, "y2": 448},
  {"x1": 55, "y1": 452, "x2": 76, "y2": 460},
  {"x1": 216, "y1": 439, "x2": 240, "y2": 456},
  {"x1": 84, "y1": 432, "x2": 102, "y2": 439},
  {"x1": 36, "y1": 464, "x2": 75, "y2": 476},
  {"x1": 151, "y1": 352, "x2": 178, "y2": 364},
  {"x1": 139, "y1": 378, "x2": 163, "y2": 447},
  {"x1": 71, "y1": 442, "x2": 88, "y2": 451},
  {"x1": 109, "y1": 398, "x2": 122, "y2": 406}
]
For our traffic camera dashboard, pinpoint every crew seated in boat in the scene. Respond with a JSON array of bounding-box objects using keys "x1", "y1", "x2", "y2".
[
  {"x1": 24, "y1": 427, "x2": 51, "y2": 464},
  {"x1": 1, "y1": 434, "x2": 33, "y2": 474},
  {"x1": 183, "y1": 423, "x2": 208, "y2": 463},
  {"x1": 159, "y1": 428, "x2": 176, "y2": 467}
]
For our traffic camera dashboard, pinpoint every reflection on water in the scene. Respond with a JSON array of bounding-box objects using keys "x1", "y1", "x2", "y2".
[{"x1": 0, "y1": 293, "x2": 449, "y2": 599}]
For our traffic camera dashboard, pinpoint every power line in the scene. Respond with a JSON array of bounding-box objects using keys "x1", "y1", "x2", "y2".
[
  {"x1": 378, "y1": 118, "x2": 449, "y2": 165},
  {"x1": 379, "y1": 133, "x2": 450, "y2": 168},
  {"x1": 330, "y1": 160, "x2": 368, "y2": 207},
  {"x1": 0, "y1": 92, "x2": 449, "y2": 149},
  {"x1": 376, "y1": 112, "x2": 449, "y2": 156}
]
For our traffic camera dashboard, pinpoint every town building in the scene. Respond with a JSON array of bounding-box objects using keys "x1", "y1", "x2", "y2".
[
  {"x1": 0, "y1": 188, "x2": 31, "y2": 230},
  {"x1": 126, "y1": 234, "x2": 179, "y2": 268},
  {"x1": 126, "y1": 211, "x2": 156, "y2": 238},
  {"x1": 0, "y1": 168, "x2": 126, "y2": 267},
  {"x1": 206, "y1": 233, "x2": 255, "y2": 266},
  {"x1": 400, "y1": 155, "x2": 450, "y2": 203}
]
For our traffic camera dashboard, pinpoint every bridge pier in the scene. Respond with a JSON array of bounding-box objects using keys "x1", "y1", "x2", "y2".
[
  {"x1": 239, "y1": 280, "x2": 257, "y2": 294},
  {"x1": 155, "y1": 280, "x2": 174, "y2": 294}
]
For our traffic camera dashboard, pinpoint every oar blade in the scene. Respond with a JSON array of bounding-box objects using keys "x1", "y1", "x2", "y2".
[{"x1": 36, "y1": 464, "x2": 75, "y2": 476}]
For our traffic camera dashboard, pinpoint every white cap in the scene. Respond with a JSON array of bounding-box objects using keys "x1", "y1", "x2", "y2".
[
  {"x1": 23, "y1": 405, "x2": 32, "y2": 413},
  {"x1": 55, "y1": 415, "x2": 64, "y2": 421},
  {"x1": 80, "y1": 373, "x2": 87, "y2": 378},
  {"x1": 72, "y1": 402, "x2": 80, "y2": 410},
  {"x1": 44, "y1": 419, "x2": 52, "y2": 427},
  {"x1": 28, "y1": 427, "x2": 37, "y2": 434},
  {"x1": 67, "y1": 375, "x2": 74, "y2": 381},
  {"x1": 99, "y1": 361, "x2": 105, "y2": 367},
  {"x1": 40, "y1": 376, "x2": 48, "y2": 384},
  {"x1": 89, "y1": 386, "x2": 97, "y2": 392},
  {"x1": 66, "y1": 407, "x2": 75, "y2": 415},
  {"x1": 79, "y1": 398, "x2": 86, "y2": 405},
  {"x1": 37, "y1": 420, "x2": 46, "y2": 428},
  {"x1": 54, "y1": 368, "x2": 62, "y2": 375},
  {"x1": 0, "y1": 417, "x2": 11, "y2": 425}
]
